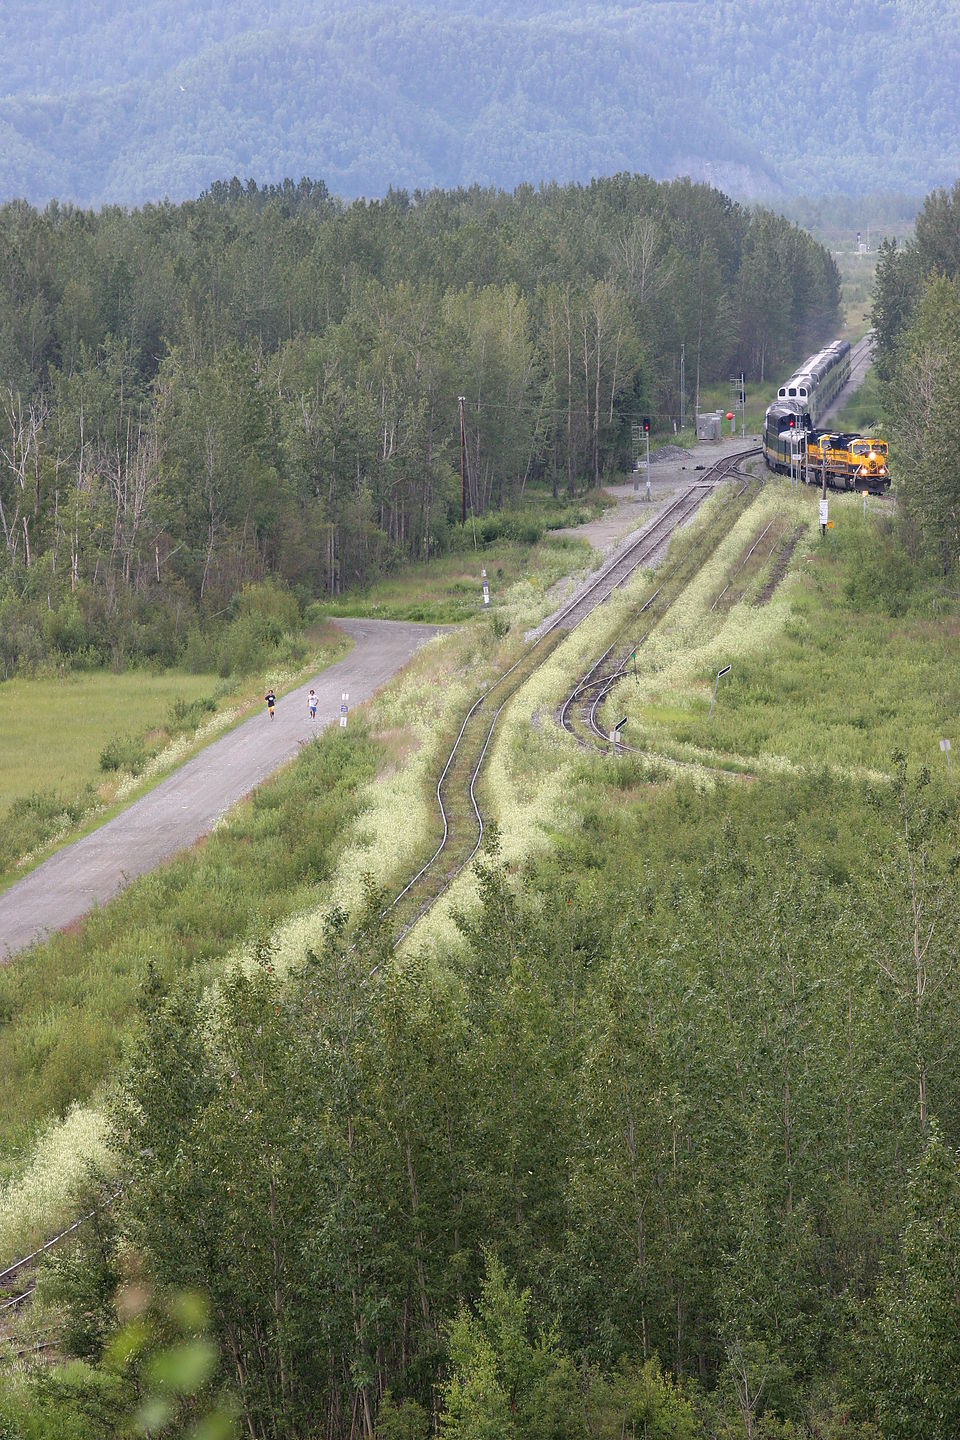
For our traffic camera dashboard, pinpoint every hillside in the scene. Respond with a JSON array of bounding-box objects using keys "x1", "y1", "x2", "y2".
[
  {"x1": 0, "y1": 0, "x2": 958, "y2": 206},
  {"x1": 3, "y1": 472, "x2": 960, "y2": 1439}
]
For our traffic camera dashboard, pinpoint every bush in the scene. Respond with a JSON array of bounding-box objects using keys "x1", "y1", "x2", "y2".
[
  {"x1": 843, "y1": 518, "x2": 925, "y2": 617},
  {"x1": 99, "y1": 734, "x2": 148, "y2": 774},
  {"x1": 0, "y1": 786, "x2": 97, "y2": 874},
  {"x1": 167, "y1": 694, "x2": 217, "y2": 733}
]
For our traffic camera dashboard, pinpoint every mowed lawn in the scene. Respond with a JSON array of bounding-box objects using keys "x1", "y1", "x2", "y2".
[{"x1": 0, "y1": 669, "x2": 220, "y2": 807}]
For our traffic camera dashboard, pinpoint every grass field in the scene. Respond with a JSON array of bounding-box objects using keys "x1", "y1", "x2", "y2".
[
  {"x1": 0, "y1": 623, "x2": 350, "y2": 885},
  {"x1": 611, "y1": 485, "x2": 957, "y2": 779},
  {"x1": 0, "y1": 670, "x2": 220, "y2": 808},
  {"x1": 314, "y1": 532, "x2": 597, "y2": 625}
]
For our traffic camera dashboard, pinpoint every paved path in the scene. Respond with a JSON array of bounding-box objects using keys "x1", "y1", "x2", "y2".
[{"x1": 0, "y1": 619, "x2": 444, "y2": 960}]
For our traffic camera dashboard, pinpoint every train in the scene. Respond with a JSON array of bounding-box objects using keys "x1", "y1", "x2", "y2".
[
  {"x1": 763, "y1": 339, "x2": 891, "y2": 494},
  {"x1": 774, "y1": 339, "x2": 851, "y2": 427}
]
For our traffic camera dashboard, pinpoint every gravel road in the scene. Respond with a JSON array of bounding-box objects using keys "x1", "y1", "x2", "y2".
[{"x1": 0, "y1": 618, "x2": 444, "y2": 960}]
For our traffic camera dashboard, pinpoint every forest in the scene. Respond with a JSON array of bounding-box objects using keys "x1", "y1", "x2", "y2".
[
  {"x1": 0, "y1": 174, "x2": 839, "y2": 675},
  {"x1": 870, "y1": 180, "x2": 960, "y2": 573},
  {"x1": 1, "y1": 1, "x2": 958, "y2": 207}
]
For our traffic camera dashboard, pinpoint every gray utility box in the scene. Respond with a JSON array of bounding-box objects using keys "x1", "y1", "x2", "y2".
[{"x1": 696, "y1": 411, "x2": 723, "y2": 441}]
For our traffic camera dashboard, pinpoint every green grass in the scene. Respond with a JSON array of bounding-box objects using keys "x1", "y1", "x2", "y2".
[
  {"x1": 0, "y1": 670, "x2": 219, "y2": 808},
  {"x1": 312, "y1": 534, "x2": 594, "y2": 624},
  {"x1": 694, "y1": 382, "x2": 765, "y2": 438},
  {"x1": 622, "y1": 491, "x2": 958, "y2": 777},
  {"x1": 0, "y1": 623, "x2": 351, "y2": 885},
  {"x1": 829, "y1": 367, "x2": 885, "y2": 435}
]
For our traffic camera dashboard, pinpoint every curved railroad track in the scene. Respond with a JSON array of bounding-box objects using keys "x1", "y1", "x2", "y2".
[
  {"x1": 558, "y1": 453, "x2": 761, "y2": 755},
  {"x1": 383, "y1": 447, "x2": 759, "y2": 941},
  {"x1": 572, "y1": 508, "x2": 788, "y2": 762}
]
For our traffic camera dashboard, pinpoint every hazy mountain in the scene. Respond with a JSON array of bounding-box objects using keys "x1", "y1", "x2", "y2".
[{"x1": 0, "y1": 0, "x2": 957, "y2": 207}]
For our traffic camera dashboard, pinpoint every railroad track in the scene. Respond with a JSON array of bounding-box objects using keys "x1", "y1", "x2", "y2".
[
  {"x1": 0, "y1": 446, "x2": 759, "y2": 1317},
  {"x1": 0, "y1": 1197, "x2": 120, "y2": 1337},
  {"x1": 384, "y1": 448, "x2": 759, "y2": 941},
  {"x1": 572, "y1": 506, "x2": 797, "y2": 769},
  {"x1": 847, "y1": 332, "x2": 874, "y2": 384},
  {"x1": 559, "y1": 453, "x2": 760, "y2": 754}
]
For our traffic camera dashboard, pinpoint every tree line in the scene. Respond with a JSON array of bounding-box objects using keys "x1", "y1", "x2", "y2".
[
  {"x1": 871, "y1": 179, "x2": 960, "y2": 573},
  {"x1": 0, "y1": 176, "x2": 839, "y2": 672}
]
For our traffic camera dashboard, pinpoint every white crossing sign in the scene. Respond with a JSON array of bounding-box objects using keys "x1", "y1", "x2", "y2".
[
  {"x1": 819, "y1": 498, "x2": 829, "y2": 528},
  {"x1": 709, "y1": 665, "x2": 731, "y2": 719},
  {"x1": 340, "y1": 692, "x2": 349, "y2": 728}
]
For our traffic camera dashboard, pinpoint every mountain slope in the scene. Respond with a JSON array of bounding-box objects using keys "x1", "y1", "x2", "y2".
[{"x1": 0, "y1": 0, "x2": 957, "y2": 206}]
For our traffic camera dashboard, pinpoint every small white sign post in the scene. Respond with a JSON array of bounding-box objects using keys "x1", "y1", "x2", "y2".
[
  {"x1": 340, "y1": 692, "x2": 349, "y2": 729},
  {"x1": 819, "y1": 497, "x2": 828, "y2": 536},
  {"x1": 481, "y1": 566, "x2": 489, "y2": 606},
  {"x1": 709, "y1": 665, "x2": 731, "y2": 720},
  {"x1": 941, "y1": 738, "x2": 952, "y2": 776}
]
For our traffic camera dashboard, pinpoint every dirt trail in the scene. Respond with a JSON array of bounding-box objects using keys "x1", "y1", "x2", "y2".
[{"x1": 0, "y1": 619, "x2": 444, "y2": 960}]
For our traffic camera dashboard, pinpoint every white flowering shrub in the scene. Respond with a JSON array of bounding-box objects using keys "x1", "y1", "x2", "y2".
[{"x1": 0, "y1": 1104, "x2": 112, "y2": 1261}]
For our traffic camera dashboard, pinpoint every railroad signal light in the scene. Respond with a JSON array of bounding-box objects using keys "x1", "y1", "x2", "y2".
[{"x1": 642, "y1": 417, "x2": 651, "y2": 434}]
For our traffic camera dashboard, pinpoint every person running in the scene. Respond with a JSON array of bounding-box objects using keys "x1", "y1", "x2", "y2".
[
  {"x1": 307, "y1": 688, "x2": 318, "y2": 719},
  {"x1": 265, "y1": 688, "x2": 276, "y2": 720}
]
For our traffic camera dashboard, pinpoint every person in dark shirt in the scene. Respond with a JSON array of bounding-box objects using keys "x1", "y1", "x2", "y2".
[{"x1": 265, "y1": 689, "x2": 276, "y2": 719}]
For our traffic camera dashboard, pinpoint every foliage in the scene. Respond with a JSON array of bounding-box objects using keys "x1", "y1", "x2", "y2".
[
  {"x1": 869, "y1": 1127, "x2": 960, "y2": 1439},
  {"x1": 440, "y1": 1255, "x2": 583, "y2": 1440},
  {"x1": 0, "y1": 174, "x2": 839, "y2": 676},
  {"x1": 4, "y1": 470, "x2": 959, "y2": 1438},
  {"x1": 872, "y1": 182, "x2": 960, "y2": 570},
  {"x1": 96, "y1": 736, "x2": 960, "y2": 1438},
  {"x1": 0, "y1": 723, "x2": 381, "y2": 1250}
]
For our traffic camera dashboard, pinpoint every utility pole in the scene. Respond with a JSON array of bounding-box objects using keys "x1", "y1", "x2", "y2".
[
  {"x1": 644, "y1": 417, "x2": 651, "y2": 501},
  {"x1": 458, "y1": 394, "x2": 467, "y2": 526},
  {"x1": 679, "y1": 344, "x2": 685, "y2": 431}
]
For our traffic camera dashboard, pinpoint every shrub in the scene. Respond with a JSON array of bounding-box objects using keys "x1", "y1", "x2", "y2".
[
  {"x1": 167, "y1": 694, "x2": 217, "y2": 733},
  {"x1": 843, "y1": 517, "x2": 924, "y2": 617},
  {"x1": 99, "y1": 734, "x2": 148, "y2": 774}
]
